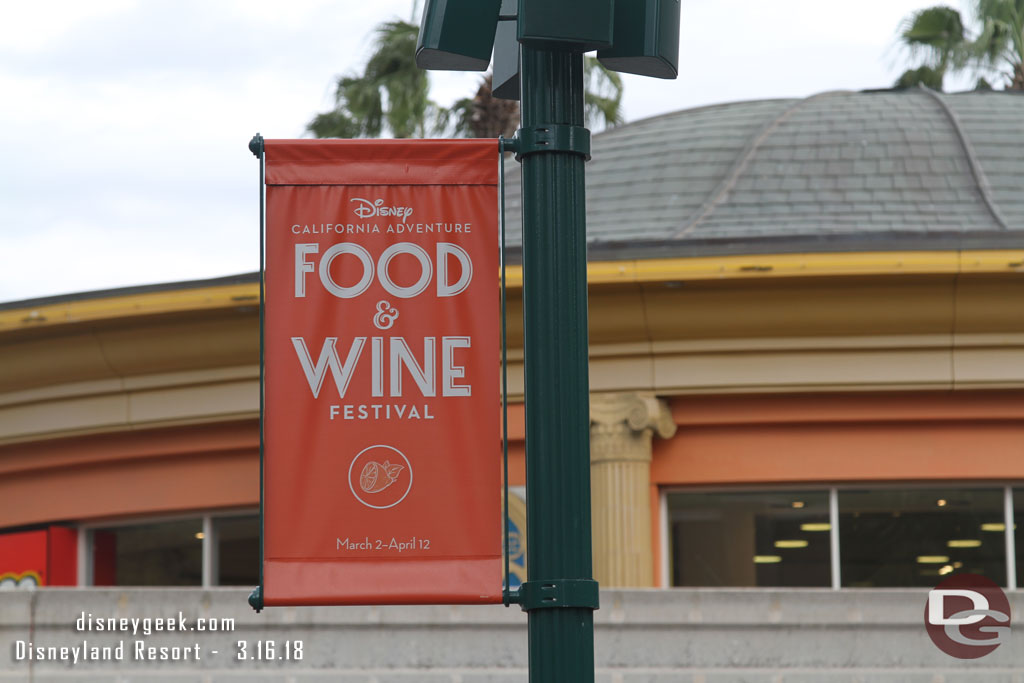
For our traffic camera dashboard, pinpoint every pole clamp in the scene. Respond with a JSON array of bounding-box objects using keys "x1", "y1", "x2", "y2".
[
  {"x1": 517, "y1": 578, "x2": 600, "y2": 612},
  {"x1": 249, "y1": 133, "x2": 264, "y2": 159},
  {"x1": 248, "y1": 586, "x2": 264, "y2": 613},
  {"x1": 512, "y1": 124, "x2": 591, "y2": 161}
]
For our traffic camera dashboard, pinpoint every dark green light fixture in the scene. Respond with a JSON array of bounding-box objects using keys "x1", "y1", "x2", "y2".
[
  {"x1": 415, "y1": 0, "x2": 502, "y2": 70},
  {"x1": 598, "y1": 0, "x2": 680, "y2": 78},
  {"x1": 491, "y1": 0, "x2": 520, "y2": 100},
  {"x1": 517, "y1": 0, "x2": 614, "y2": 50},
  {"x1": 416, "y1": 1, "x2": 681, "y2": 681}
]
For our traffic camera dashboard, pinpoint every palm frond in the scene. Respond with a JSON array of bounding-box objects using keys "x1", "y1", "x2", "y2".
[
  {"x1": 310, "y1": 19, "x2": 431, "y2": 139},
  {"x1": 309, "y1": 16, "x2": 631, "y2": 137},
  {"x1": 898, "y1": 6, "x2": 966, "y2": 71},
  {"x1": 306, "y1": 110, "x2": 361, "y2": 139},
  {"x1": 894, "y1": 65, "x2": 946, "y2": 90},
  {"x1": 969, "y1": 0, "x2": 1024, "y2": 87},
  {"x1": 583, "y1": 57, "x2": 624, "y2": 131}
]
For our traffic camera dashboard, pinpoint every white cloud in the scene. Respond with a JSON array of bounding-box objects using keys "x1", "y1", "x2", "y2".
[
  {"x1": 0, "y1": 0, "x2": 137, "y2": 52},
  {"x1": 0, "y1": 0, "x2": 979, "y2": 302}
]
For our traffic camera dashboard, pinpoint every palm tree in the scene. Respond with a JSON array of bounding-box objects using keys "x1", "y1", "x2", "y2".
[
  {"x1": 449, "y1": 74, "x2": 520, "y2": 140},
  {"x1": 307, "y1": 20, "x2": 449, "y2": 138},
  {"x1": 447, "y1": 58, "x2": 624, "y2": 140},
  {"x1": 894, "y1": 1, "x2": 1024, "y2": 90},
  {"x1": 309, "y1": 18, "x2": 626, "y2": 139},
  {"x1": 894, "y1": 6, "x2": 968, "y2": 90},
  {"x1": 971, "y1": 0, "x2": 1024, "y2": 89},
  {"x1": 583, "y1": 58, "x2": 625, "y2": 130}
]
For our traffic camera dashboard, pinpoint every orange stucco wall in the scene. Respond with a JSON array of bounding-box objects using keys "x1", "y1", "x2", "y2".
[
  {"x1": 647, "y1": 390, "x2": 1024, "y2": 586},
  {"x1": 0, "y1": 421, "x2": 259, "y2": 529},
  {"x1": 652, "y1": 391, "x2": 1024, "y2": 487},
  {"x1": 5, "y1": 390, "x2": 1022, "y2": 574}
]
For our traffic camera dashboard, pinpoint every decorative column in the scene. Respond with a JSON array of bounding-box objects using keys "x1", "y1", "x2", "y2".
[{"x1": 589, "y1": 392, "x2": 676, "y2": 587}]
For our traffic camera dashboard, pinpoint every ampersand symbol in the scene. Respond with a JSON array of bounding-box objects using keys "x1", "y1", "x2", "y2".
[{"x1": 373, "y1": 300, "x2": 399, "y2": 330}]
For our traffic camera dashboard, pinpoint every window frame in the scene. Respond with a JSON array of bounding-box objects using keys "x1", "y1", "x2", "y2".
[
  {"x1": 660, "y1": 484, "x2": 1020, "y2": 590},
  {"x1": 77, "y1": 508, "x2": 259, "y2": 588}
]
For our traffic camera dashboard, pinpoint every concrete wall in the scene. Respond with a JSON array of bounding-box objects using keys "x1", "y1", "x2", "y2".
[{"x1": 1, "y1": 588, "x2": 1021, "y2": 682}]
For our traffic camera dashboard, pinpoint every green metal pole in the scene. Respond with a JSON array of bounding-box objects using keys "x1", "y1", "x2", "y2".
[{"x1": 519, "y1": 46, "x2": 596, "y2": 682}]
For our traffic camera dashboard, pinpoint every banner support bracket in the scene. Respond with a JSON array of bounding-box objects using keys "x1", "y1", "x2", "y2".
[
  {"x1": 518, "y1": 579, "x2": 599, "y2": 612},
  {"x1": 512, "y1": 124, "x2": 591, "y2": 161}
]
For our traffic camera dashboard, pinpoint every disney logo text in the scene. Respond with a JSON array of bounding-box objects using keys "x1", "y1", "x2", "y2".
[{"x1": 351, "y1": 198, "x2": 413, "y2": 220}]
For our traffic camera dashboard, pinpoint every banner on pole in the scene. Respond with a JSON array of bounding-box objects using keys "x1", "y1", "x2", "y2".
[{"x1": 262, "y1": 139, "x2": 501, "y2": 605}]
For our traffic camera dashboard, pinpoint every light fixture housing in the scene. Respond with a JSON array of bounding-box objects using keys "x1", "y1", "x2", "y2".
[
  {"x1": 518, "y1": 0, "x2": 614, "y2": 51},
  {"x1": 491, "y1": 0, "x2": 520, "y2": 100},
  {"x1": 597, "y1": 0, "x2": 680, "y2": 79},
  {"x1": 416, "y1": 0, "x2": 502, "y2": 71}
]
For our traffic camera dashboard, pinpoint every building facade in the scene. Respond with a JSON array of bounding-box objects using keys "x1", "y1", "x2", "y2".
[{"x1": 1, "y1": 89, "x2": 1023, "y2": 679}]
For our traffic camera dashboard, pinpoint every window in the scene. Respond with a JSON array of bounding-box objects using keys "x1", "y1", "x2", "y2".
[
  {"x1": 1015, "y1": 488, "x2": 1024, "y2": 589},
  {"x1": 839, "y1": 488, "x2": 1005, "y2": 588},
  {"x1": 667, "y1": 490, "x2": 831, "y2": 587},
  {"x1": 85, "y1": 512, "x2": 259, "y2": 587},
  {"x1": 92, "y1": 519, "x2": 203, "y2": 586},
  {"x1": 666, "y1": 486, "x2": 1019, "y2": 589},
  {"x1": 215, "y1": 516, "x2": 260, "y2": 586}
]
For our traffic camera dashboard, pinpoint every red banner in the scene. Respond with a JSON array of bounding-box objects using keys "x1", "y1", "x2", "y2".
[{"x1": 262, "y1": 140, "x2": 501, "y2": 605}]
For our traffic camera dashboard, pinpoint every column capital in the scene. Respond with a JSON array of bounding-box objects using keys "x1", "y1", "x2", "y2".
[
  {"x1": 588, "y1": 392, "x2": 674, "y2": 586},
  {"x1": 589, "y1": 392, "x2": 676, "y2": 440}
]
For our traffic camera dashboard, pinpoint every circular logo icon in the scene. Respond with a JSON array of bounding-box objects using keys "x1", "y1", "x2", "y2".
[
  {"x1": 347, "y1": 444, "x2": 413, "y2": 509},
  {"x1": 925, "y1": 573, "x2": 1011, "y2": 659}
]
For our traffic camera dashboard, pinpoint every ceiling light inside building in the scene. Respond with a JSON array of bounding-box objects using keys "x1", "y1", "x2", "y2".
[
  {"x1": 753, "y1": 555, "x2": 782, "y2": 564},
  {"x1": 800, "y1": 523, "x2": 831, "y2": 532},
  {"x1": 981, "y1": 523, "x2": 1006, "y2": 532},
  {"x1": 791, "y1": 501, "x2": 805, "y2": 509},
  {"x1": 936, "y1": 499, "x2": 947, "y2": 507},
  {"x1": 774, "y1": 540, "x2": 809, "y2": 549},
  {"x1": 947, "y1": 539, "x2": 981, "y2": 548},
  {"x1": 917, "y1": 555, "x2": 950, "y2": 564}
]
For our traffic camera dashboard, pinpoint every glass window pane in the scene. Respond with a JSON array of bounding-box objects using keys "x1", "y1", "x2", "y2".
[
  {"x1": 1015, "y1": 489, "x2": 1023, "y2": 588},
  {"x1": 92, "y1": 519, "x2": 202, "y2": 586},
  {"x1": 215, "y1": 516, "x2": 259, "y2": 586},
  {"x1": 667, "y1": 490, "x2": 831, "y2": 587},
  {"x1": 839, "y1": 488, "x2": 1005, "y2": 588}
]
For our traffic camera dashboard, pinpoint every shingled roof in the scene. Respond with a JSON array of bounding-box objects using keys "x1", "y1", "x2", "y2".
[{"x1": 503, "y1": 89, "x2": 1024, "y2": 259}]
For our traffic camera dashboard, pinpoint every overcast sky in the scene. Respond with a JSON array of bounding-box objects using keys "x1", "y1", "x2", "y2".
[{"x1": 0, "y1": 0, "x2": 979, "y2": 303}]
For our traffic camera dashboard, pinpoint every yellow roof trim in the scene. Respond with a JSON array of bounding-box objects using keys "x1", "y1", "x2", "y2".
[
  {"x1": 1, "y1": 250, "x2": 1021, "y2": 332},
  {"x1": 0, "y1": 284, "x2": 260, "y2": 333},
  {"x1": 504, "y1": 250, "x2": 1024, "y2": 287}
]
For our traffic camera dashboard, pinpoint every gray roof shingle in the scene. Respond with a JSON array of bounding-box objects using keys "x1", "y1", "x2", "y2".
[{"x1": 502, "y1": 89, "x2": 1024, "y2": 259}]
